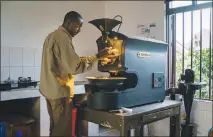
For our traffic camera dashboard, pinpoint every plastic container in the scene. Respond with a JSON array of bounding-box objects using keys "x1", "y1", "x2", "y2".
[
  {"x1": 0, "y1": 114, "x2": 34, "y2": 137},
  {"x1": 0, "y1": 122, "x2": 6, "y2": 137},
  {"x1": 208, "y1": 127, "x2": 213, "y2": 137},
  {"x1": 180, "y1": 97, "x2": 186, "y2": 120},
  {"x1": 15, "y1": 130, "x2": 22, "y2": 137},
  {"x1": 72, "y1": 108, "x2": 77, "y2": 137}
]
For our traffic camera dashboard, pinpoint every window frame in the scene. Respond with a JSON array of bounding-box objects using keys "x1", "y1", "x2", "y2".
[{"x1": 165, "y1": 0, "x2": 213, "y2": 100}]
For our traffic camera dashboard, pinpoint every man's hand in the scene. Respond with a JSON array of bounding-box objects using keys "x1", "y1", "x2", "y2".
[
  {"x1": 96, "y1": 47, "x2": 112, "y2": 59},
  {"x1": 96, "y1": 47, "x2": 119, "y2": 59},
  {"x1": 110, "y1": 49, "x2": 119, "y2": 57},
  {"x1": 101, "y1": 58, "x2": 112, "y2": 66}
]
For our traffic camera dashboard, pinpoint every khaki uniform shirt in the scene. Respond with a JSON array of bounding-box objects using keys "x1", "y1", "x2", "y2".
[{"x1": 39, "y1": 26, "x2": 97, "y2": 100}]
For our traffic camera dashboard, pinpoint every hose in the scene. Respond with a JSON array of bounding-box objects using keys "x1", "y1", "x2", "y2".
[{"x1": 113, "y1": 15, "x2": 123, "y2": 32}]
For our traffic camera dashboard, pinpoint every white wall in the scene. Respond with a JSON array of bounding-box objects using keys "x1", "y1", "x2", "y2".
[
  {"x1": 1, "y1": 1, "x2": 212, "y2": 136},
  {"x1": 105, "y1": 1, "x2": 165, "y2": 41},
  {"x1": 1, "y1": 1, "x2": 165, "y2": 81},
  {"x1": 1, "y1": 1, "x2": 106, "y2": 81}
]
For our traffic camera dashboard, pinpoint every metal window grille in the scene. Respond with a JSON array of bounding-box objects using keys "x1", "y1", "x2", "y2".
[{"x1": 165, "y1": 0, "x2": 213, "y2": 100}]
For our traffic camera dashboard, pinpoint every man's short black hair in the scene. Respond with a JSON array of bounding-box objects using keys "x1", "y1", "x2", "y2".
[{"x1": 63, "y1": 11, "x2": 83, "y2": 23}]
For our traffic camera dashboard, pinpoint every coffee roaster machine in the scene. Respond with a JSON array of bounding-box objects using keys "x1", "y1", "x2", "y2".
[
  {"x1": 85, "y1": 16, "x2": 169, "y2": 110},
  {"x1": 72, "y1": 15, "x2": 207, "y2": 137}
]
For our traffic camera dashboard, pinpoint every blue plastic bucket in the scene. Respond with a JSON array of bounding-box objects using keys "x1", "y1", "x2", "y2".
[
  {"x1": 15, "y1": 130, "x2": 22, "y2": 137},
  {"x1": 0, "y1": 122, "x2": 6, "y2": 137}
]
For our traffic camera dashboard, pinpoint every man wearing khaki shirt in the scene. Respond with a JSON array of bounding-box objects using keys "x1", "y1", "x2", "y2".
[{"x1": 40, "y1": 11, "x2": 115, "y2": 136}]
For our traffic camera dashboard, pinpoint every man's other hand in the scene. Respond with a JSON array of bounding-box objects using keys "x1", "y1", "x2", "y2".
[{"x1": 97, "y1": 47, "x2": 113, "y2": 58}]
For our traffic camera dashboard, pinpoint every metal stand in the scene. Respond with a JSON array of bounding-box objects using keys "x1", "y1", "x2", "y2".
[
  {"x1": 75, "y1": 100, "x2": 181, "y2": 137},
  {"x1": 166, "y1": 69, "x2": 206, "y2": 137}
]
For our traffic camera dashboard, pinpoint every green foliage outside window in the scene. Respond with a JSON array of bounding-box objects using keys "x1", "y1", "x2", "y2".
[{"x1": 176, "y1": 45, "x2": 212, "y2": 99}]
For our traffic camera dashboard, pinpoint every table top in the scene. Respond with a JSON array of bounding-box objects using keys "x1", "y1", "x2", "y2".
[
  {"x1": 0, "y1": 82, "x2": 86, "y2": 101},
  {"x1": 83, "y1": 100, "x2": 181, "y2": 117}
]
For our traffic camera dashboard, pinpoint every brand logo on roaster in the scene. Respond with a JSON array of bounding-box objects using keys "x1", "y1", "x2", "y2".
[{"x1": 137, "y1": 51, "x2": 151, "y2": 58}]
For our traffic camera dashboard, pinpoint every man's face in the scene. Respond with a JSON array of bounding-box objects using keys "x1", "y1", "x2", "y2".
[{"x1": 67, "y1": 20, "x2": 83, "y2": 37}]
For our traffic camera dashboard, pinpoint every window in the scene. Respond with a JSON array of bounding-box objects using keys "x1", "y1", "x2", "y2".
[
  {"x1": 170, "y1": 1, "x2": 192, "y2": 8},
  {"x1": 197, "y1": 0, "x2": 212, "y2": 4},
  {"x1": 166, "y1": 0, "x2": 212, "y2": 100}
]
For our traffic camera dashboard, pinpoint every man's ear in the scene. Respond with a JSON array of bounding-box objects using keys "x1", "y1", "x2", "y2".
[{"x1": 68, "y1": 20, "x2": 73, "y2": 26}]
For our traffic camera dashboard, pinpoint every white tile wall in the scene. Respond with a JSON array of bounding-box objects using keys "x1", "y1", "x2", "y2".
[
  {"x1": 1, "y1": 67, "x2": 10, "y2": 80},
  {"x1": 23, "y1": 67, "x2": 35, "y2": 80},
  {"x1": 0, "y1": 47, "x2": 42, "y2": 81},
  {"x1": 34, "y1": 49, "x2": 42, "y2": 67},
  {"x1": 1, "y1": 47, "x2": 9, "y2": 66},
  {"x1": 23, "y1": 48, "x2": 35, "y2": 66},
  {"x1": 9, "y1": 47, "x2": 23, "y2": 67},
  {"x1": 34, "y1": 67, "x2": 41, "y2": 81},
  {"x1": 9, "y1": 67, "x2": 22, "y2": 80}
]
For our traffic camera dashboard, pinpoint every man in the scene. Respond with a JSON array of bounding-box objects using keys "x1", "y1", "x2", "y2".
[{"x1": 40, "y1": 11, "x2": 115, "y2": 136}]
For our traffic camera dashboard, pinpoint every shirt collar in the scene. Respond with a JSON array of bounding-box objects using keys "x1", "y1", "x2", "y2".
[{"x1": 58, "y1": 26, "x2": 73, "y2": 39}]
